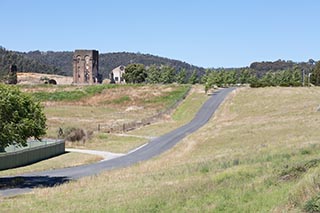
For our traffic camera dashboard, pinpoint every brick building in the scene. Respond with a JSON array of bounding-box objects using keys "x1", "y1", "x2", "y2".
[{"x1": 73, "y1": 50, "x2": 100, "y2": 84}]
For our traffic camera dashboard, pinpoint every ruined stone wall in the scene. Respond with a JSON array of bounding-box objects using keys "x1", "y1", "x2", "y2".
[{"x1": 73, "y1": 50, "x2": 99, "y2": 84}]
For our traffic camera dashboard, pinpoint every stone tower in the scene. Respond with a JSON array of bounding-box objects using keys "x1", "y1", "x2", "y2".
[{"x1": 73, "y1": 50, "x2": 99, "y2": 84}]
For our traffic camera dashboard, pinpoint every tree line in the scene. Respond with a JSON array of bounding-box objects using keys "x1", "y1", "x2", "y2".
[
  {"x1": 249, "y1": 59, "x2": 315, "y2": 77},
  {"x1": 123, "y1": 64, "x2": 199, "y2": 84},
  {"x1": 123, "y1": 62, "x2": 320, "y2": 92},
  {"x1": 203, "y1": 62, "x2": 320, "y2": 90}
]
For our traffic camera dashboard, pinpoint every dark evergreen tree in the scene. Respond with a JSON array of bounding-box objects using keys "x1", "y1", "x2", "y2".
[
  {"x1": 146, "y1": 65, "x2": 161, "y2": 84},
  {"x1": 188, "y1": 70, "x2": 198, "y2": 84},
  {"x1": 175, "y1": 68, "x2": 187, "y2": 84},
  {"x1": 160, "y1": 66, "x2": 175, "y2": 84}
]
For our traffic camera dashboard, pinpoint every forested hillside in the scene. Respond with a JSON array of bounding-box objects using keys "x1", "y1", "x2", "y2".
[
  {"x1": 100, "y1": 52, "x2": 205, "y2": 77},
  {"x1": 250, "y1": 59, "x2": 315, "y2": 77},
  {"x1": 0, "y1": 47, "x2": 61, "y2": 77},
  {"x1": 20, "y1": 50, "x2": 206, "y2": 78},
  {"x1": 0, "y1": 46, "x2": 317, "y2": 83},
  {"x1": 21, "y1": 50, "x2": 72, "y2": 75},
  {"x1": 0, "y1": 47, "x2": 205, "y2": 79}
]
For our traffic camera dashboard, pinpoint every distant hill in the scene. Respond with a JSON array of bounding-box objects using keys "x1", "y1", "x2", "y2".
[
  {"x1": 20, "y1": 50, "x2": 72, "y2": 76},
  {"x1": 0, "y1": 47, "x2": 205, "y2": 79},
  {"x1": 18, "y1": 50, "x2": 206, "y2": 78},
  {"x1": 100, "y1": 52, "x2": 206, "y2": 77},
  {"x1": 0, "y1": 46, "x2": 317, "y2": 81},
  {"x1": 249, "y1": 59, "x2": 316, "y2": 77},
  {"x1": 0, "y1": 47, "x2": 61, "y2": 78}
]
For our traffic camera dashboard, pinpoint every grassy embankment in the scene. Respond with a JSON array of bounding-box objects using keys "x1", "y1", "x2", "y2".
[
  {"x1": 0, "y1": 84, "x2": 196, "y2": 176},
  {"x1": 0, "y1": 152, "x2": 101, "y2": 177},
  {"x1": 32, "y1": 84, "x2": 191, "y2": 152},
  {"x1": 2, "y1": 87, "x2": 320, "y2": 212}
]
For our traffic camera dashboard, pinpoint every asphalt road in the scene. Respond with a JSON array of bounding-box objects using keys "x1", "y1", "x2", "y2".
[{"x1": 0, "y1": 87, "x2": 235, "y2": 197}]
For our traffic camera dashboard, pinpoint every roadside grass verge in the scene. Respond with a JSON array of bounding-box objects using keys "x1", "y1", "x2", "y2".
[
  {"x1": 143, "y1": 84, "x2": 191, "y2": 108},
  {"x1": 171, "y1": 86, "x2": 209, "y2": 123},
  {"x1": 0, "y1": 152, "x2": 101, "y2": 177},
  {"x1": 67, "y1": 133, "x2": 148, "y2": 153},
  {"x1": 2, "y1": 87, "x2": 320, "y2": 212},
  {"x1": 128, "y1": 85, "x2": 209, "y2": 137}
]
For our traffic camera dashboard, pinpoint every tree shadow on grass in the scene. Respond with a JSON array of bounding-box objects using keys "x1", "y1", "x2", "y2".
[{"x1": 0, "y1": 176, "x2": 70, "y2": 190}]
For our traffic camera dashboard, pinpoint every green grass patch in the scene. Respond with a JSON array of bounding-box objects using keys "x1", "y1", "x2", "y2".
[
  {"x1": 103, "y1": 95, "x2": 131, "y2": 105},
  {"x1": 30, "y1": 84, "x2": 120, "y2": 102},
  {"x1": 304, "y1": 193, "x2": 320, "y2": 212},
  {"x1": 172, "y1": 91, "x2": 209, "y2": 122},
  {"x1": 144, "y1": 85, "x2": 191, "y2": 107},
  {"x1": 113, "y1": 96, "x2": 131, "y2": 104},
  {"x1": 32, "y1": 90, "x2": 85, "y2": 101},
  {"x1": 129, "y1": 85, "x2": 207, "y2": 137},
  {"x1": 279, "y1": 159, "x2": 320, "y2": 181}
]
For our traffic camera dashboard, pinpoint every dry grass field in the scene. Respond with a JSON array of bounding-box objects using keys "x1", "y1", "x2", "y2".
[
  {"x1": 0, "y1": 84, "x2": 197, "y2": 177},
  {"x1": 1, "y1": 87, "x2": 320, "y2": 212},
  {"x1": 17, "y1": 72, "x2": 73, "y2": 85},
  {"x1": 17, "y1": 84, "x2": 191, "y2": 153},
  {"x1": 21, "y1": 84, "x2": 190, "y2": 139}
]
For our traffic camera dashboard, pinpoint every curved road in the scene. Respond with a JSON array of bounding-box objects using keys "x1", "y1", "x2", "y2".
[{"x1": 0, "y1": 87, "x2": 234, "y2": 197}]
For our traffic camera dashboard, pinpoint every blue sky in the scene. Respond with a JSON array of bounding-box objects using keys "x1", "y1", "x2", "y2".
[{"x1": 0, "y1": 0, "x2": 319, "y2": 68}]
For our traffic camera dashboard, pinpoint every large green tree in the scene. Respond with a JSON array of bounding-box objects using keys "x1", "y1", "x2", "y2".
[
  {"x1": 238, "y1": 69, "x2": 254, "y2": 84},
  {"x1": 0, "y1": 84, "x2": 47, "y2": 151},
  {"x1": 123, "y1": 63, "x2": 147, "y2": 83},
  {"x1": 160, "y1": 66, "x2": 175, "y2": 84},
  {"x1": 175, "y1": 68, "x2": 187, "y2": 84},
  {"x1": 146, "y1": 65, "x2": 161, "y2": 84},
  {"x1": 188, "y1": 70, "x2": 199, "y2": 84},
  {"x1": 223, "y1": 70, "x2": 237, "y2": 86}
]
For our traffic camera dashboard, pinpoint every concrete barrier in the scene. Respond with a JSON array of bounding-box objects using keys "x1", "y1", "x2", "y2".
[{"x1": 0, "y1": 140, "x2": 65, "y2": 171}]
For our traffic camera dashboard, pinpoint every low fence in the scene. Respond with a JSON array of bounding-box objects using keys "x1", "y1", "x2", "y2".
[
  {"x1": 0, "y1": 140, "x2": 65, "y2": 171},
  {"x1": 98, "y1": 113, "x2": 164, "y2": 133},
  {"x1": 98, "y1": 86, "x2": 192, "y2": 133}
]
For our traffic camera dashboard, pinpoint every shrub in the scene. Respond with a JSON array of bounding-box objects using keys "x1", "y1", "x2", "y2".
[
  {"x1": 61, "y1": 127, "x2": 92, "y2": 144},
  {"x1": 304, "y1": 193, "x2": 320, "y2": 212}
]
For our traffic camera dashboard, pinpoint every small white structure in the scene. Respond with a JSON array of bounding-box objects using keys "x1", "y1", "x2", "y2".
[{"x1": 110, "y1": 65, "x2": 126, "y2": 84}]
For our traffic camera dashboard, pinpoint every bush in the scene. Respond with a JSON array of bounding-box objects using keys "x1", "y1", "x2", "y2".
[
  {"x1": 61, "y1": 127, "x2": 92, "y2": 144},
  {"x1": 304, "y1": 194, "x2": 320, "y2": 212}
]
